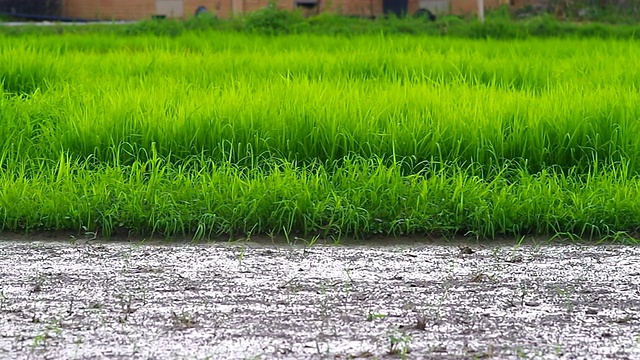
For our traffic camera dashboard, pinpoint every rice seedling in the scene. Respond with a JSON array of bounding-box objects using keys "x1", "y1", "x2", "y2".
[{"x1": 1, "y1": 30, "x2": 640, "y2": 240}]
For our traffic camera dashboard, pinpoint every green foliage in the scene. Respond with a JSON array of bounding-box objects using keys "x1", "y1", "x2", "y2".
[
  {"x1": 1, "y1": 11, "x2": 640, "y2": 39},
  {"x1": 123, "y1": 18, "x2": 186, "y2": 36},
  {"x1": 546, "y1": 0, "x2": 640, "y2": 24},
  {"x1": 243, "y1": 2, "x2": 307, "y2": 34}
]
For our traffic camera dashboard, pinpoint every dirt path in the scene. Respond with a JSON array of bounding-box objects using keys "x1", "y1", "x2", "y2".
[{"x1": 0, "y1": 238, "x2": 639, "y2": 359}]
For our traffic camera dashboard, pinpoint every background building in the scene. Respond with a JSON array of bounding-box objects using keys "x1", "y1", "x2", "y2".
[{"x1": 0, "y1": 0, "x2": 507, "y2": 21}]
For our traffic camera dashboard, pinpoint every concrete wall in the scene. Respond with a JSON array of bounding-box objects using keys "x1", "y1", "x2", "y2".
[{"x1": 60, "y1": 0, "x2": 504, "y2": 20}]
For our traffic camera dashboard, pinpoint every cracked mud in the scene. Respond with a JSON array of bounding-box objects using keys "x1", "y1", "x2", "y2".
[{"x1": 0, "y1": 238, "x2": 639, "y2": 359}]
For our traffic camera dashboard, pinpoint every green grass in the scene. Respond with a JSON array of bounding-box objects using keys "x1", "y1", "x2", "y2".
[{"x1": 1, "y1": 29, "x2": 640, "y2": 240}]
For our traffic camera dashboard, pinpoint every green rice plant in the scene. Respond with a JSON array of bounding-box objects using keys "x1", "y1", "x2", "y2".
[
  {"x1": 2, "y1": 33, "x2": 640, "y2": 170},
  {"x1": 1, "y1": 31, "x2": 640, "y2": 239},
  {"x1": 1, "y1": 155, "x2": 640, "y2": 239}
]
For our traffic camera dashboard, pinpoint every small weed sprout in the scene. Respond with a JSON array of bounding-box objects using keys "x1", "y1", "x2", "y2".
[
  {"x1": 30, "y1": 274, "x2": 45, "y2": 293},
  {"x1": 237, "y1": 245, "x2": 247, "y2": 267},
  {"x1": 387, "y1": 331, "x2": 412, "y2": 358},
  {"x1": 414, "y1": 313, "x2": 428, "y2": 331},
  {"x1": 171, "y1": 311, "x2": 198, "y2": 329},
  {"x1": 0, "y1": 289, "x2": 7, "y2": 310},
  {"x1": 556, "y1": 287, "x2": 575, "y2": 312},
  {"x1": 366, "y1": 312, "x2": 388, "y2": 321}
]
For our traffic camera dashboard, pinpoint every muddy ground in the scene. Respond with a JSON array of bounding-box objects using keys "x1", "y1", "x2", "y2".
[{"x1": 0, "y1": 236, "x2": 639, "y2": 359}]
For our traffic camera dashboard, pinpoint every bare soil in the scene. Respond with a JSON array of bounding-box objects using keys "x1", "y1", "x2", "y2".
[{"x1": 0, "y1": 236, "x2": 639, "y2": 359}]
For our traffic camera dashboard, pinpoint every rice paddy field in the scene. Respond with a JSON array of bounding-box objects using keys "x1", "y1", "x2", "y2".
[{"x1": 2, "y1": 27, "x2": 640, "y2": 241}]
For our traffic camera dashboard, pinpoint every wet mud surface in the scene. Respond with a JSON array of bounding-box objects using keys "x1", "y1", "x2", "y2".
[{"x1": 1, "y1": 238, "x2": 640, "y2": 359}]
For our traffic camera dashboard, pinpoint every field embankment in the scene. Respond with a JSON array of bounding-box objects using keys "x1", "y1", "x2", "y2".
[{"x1": 1, "y1": 31, "x2": 640, "y2": 240}]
